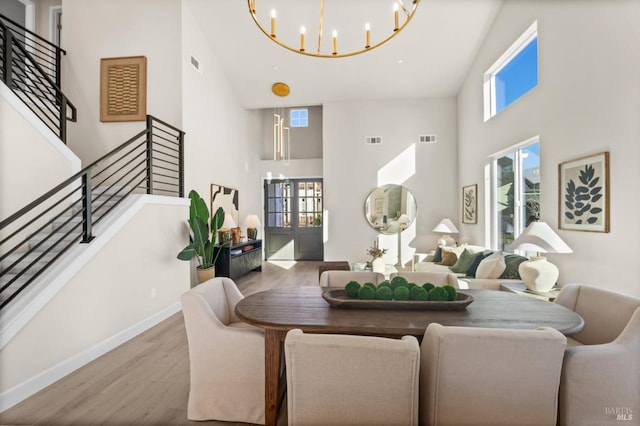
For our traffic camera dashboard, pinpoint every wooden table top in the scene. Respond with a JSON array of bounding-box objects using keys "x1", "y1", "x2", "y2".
[{"x1": 235, "y1": 287, "x2": 584, "y2": 336}]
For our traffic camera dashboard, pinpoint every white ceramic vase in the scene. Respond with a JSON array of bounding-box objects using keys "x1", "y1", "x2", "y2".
[{"x1": 371, "y1": 257, "x2": 385, "y2": 274}]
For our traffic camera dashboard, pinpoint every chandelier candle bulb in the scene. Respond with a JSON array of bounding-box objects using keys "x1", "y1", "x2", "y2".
[
  {"x1": 394, "y1": 3, "x2": 399, "y2": 31},
  {"x1": 270, "y1": 9, "x2": 276, "y2": 37},
  {"x1": 300, "y1": 26, "x2": 305, "y2": 51},
  {"x1": 332, "y1": 30, "x2": 337, "y2": 55},
  {"x1": 365, "y1": 23, "x2": 371, "y2": 48}
]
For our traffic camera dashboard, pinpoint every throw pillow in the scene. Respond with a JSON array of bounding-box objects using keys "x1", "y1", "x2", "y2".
[
  {"x1": 449, "y1": 249, "x2": 476, "y2": 273},
  {"x1": 476, "y1": 251, "x2": 506, "y2": 279},
  {"x1": 500, "y1": 254, "x2": 529, "y2": 279},
  {"x1": 433, "y1": 246, "x2": 443, "y2": 263},
  {"x1": 439, "y1": 250, "x2": 458, "y2": 266},
  {"x1": 466, "y1": 251, "x2": 492, "y2": 277}
]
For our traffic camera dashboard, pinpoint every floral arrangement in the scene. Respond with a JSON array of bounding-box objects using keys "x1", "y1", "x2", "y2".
[{"x1": 366, "y1": 240, "x2": 387, "y2": 259}]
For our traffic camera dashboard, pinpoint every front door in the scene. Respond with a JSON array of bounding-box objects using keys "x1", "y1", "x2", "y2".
[{"x1": 264, "y1": 179, "x2": 323, "y2": 261}]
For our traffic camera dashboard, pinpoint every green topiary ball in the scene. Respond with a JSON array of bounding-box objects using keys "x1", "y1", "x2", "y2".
[
  {"x1": 428, "y1": 286, "x2": 449, "y2": 301},
  {"x1": 375, "y1": 286, "x2": 394, "y2": 300},
  {"x1": 410, "y1": 286, "x2": 428, "y2": 301},
  {"x1": 422, "y1": 282, "x2": 435, "y2": 292},
  {"x1": 345, "y1": 281, "x2": 361, "y2": 298},
  {"x1": 408, "y1": 282, "x2": 417, "y2": 289},
  {"x1": 363, "y1": 282, "x2": 377, "y2": 292},
  {"x1": 390, "y1": 276, "x2": 409, "y2": 290},
  {"x1": 358, "y1": 285, "x2": 376, "y2": 300},
  {"x1": 378, "y1": 280, "x2": 391, "y2": 289},
  {"x1": 443, "y1": 285, "x2": 457, "y2": 301},
  {"x1": 393, "y1": 285, "x2": 410, "y2": 301}
]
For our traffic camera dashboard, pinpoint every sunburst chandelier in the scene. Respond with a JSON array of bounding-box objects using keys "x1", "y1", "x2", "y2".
[{"x1": 248, "y1": 0, "x2": 420, "y2": 58}]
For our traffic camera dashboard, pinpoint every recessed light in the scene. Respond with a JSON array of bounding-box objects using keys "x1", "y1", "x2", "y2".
[{"x1": 397, "y1": 59, "x2": 404, "y2": 64}]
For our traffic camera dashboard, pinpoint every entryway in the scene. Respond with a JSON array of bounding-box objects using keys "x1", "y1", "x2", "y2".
[{"x1": 264, "y1": 179, "x2": 323, "y2": 260}]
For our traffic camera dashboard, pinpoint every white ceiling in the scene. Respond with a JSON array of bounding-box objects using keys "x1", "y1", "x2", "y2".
[{"x1": 193, "y1": 0, "x2": 503, "y2": 109}]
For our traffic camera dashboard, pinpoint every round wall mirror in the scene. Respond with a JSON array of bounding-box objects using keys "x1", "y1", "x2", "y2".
[{"x1": 364, "y1": 184, "x2": 417, "y2": 234}]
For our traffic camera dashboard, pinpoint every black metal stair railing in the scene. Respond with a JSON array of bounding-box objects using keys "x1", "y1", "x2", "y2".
[
  {"x1": 0, "y1": 115, "x2": 185, "y2": 310},
  {"x1": 0, "y1": 13, "x2": 76, "y2": 143}
]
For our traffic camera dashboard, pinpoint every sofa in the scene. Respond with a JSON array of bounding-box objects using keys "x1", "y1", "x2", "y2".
[{"x1": 414, "y1": 244, "x2": 527, "y2": 290}]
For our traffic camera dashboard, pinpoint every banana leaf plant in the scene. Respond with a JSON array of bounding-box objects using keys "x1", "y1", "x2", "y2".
[{"x1": 177, "y1": 190, "x2": 225, "y2": 269}]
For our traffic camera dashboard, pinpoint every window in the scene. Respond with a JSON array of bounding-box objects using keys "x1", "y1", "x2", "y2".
[
  {"x1": 484, "y1": 22, "x2": 538, "y2": 121},
  {"x1": 290, "y1": 108, "x2": 308, "y2": 127},
  {"x1": 490, "y1": 139, "x2": 540, "y2": 251}
]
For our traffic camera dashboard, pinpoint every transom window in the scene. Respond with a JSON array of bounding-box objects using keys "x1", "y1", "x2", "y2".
[
  {"x1": 484, "y1": 21, "x2": 538, "y2": 121},
  {"x1": 290, "y1": 109, "x2": 308, "y2": 127}
]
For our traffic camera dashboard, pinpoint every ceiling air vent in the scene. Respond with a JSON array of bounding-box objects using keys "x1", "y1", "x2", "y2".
[
  {"x1": 419, "y1": 134, "x2": 437, "y2": 144},
  {"x1": 365, "y1": 136, "x2": 382, "y2": 145}
]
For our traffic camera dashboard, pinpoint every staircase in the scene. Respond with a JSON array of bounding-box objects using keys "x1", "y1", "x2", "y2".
[
  {"x1": 0, "y1": 13, "x2": 76, "y2": 143},
  {"x1": 0, "y1": 13, "x2": 185, "y2": 311},
  {"x1": 0, "y1": 187, "x2": 125, "y2": 305}
]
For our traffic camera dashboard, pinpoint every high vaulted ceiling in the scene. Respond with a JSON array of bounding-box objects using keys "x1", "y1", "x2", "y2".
[{"x1": 192, "y1": 0, "x2": 503, "y2": 109}]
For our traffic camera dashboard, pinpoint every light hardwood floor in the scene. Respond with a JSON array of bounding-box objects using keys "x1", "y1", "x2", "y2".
[{"x1": 0, "y1": 260, "x2": 324, "y2": 426}]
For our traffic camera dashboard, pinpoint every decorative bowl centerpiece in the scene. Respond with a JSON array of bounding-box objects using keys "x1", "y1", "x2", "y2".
[{"x1": 322, "y1": 276, "x2": 474, "y2": 311}]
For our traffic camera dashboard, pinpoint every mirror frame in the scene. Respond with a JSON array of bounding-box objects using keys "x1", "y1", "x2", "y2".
[{"x1": 364, "y1": 184, "x2": 417, "y2": 235}]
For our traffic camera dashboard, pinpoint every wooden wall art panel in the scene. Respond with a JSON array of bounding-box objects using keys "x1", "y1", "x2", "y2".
[{"x1": 100, "y1": 56, "x2": 147, "y2": 122}]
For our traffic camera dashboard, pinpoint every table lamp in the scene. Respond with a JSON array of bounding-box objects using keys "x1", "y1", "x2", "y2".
[
  {"x1": 218, "y1": 214, "x2": 237, "y2": 246},
  {"x1": 432, "y1": 218, "x2": 459, "y2": 247},
  {"x1": 244, "y1": 214, "x2": 261, "y2": 240},
  {"x1": 508, "y1": 221, "x2": 572, "y2": 293}
]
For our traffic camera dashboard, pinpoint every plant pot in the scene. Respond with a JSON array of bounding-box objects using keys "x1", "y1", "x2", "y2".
[
  {"x1": 372, "y1": 257, "x2": 385, "y2": 274},
  {"x1": 196, "y1": 266, "x2": 215, "y2": 284}
]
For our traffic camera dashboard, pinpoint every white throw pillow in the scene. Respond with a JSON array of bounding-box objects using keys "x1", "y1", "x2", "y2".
[{"x1": 475, "y1": 251, "x2": 506, "y2": 279}]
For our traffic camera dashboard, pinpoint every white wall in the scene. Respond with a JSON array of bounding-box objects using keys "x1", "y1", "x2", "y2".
[
  {"x1": 323, "y1": 98, "x2": 459, "y2": 264},
  {"x1": 61, "y1": 0, "x2": 182, "y2": 165},
  {"x1": 0, "y1": 199, "x2": 189, "y2": 402},
  {"x1": 457, "y1": 0, "x2": 640, "y2": 296},
  {"x1": 0, "y1": 84, "x2": 79, "y2": 221},
  {"x1": 181, "y1": 0, "x2": 262, "y2": 234}
]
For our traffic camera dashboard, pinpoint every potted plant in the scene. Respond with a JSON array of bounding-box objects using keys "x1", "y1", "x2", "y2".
[
  {"x1": 367, "y1": 240, "x2": 387, "y2": 274},
  {"x1": 177, "y1": 190, "x2": 225, "y2": 283}
]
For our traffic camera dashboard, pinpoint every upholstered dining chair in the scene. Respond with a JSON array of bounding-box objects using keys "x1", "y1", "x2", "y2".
[
  {"x1": 420, "y1": 323, "x2": 567, "y2": 426},
  {"x1": 319, "y1": 270, "x2": 385, "y2": 288},
  {"x1": 284, "y1": 329, "x2": 420, "y2": 426},
  {"x1": 554, "y1": 283, "x2": 640, "y2": 426},
  {"x1": 181, "y1": 277, "x2": 265, "y2": 424},
  {"x1": 389, "y1": 271, "x2": 459, "y2": 288}
]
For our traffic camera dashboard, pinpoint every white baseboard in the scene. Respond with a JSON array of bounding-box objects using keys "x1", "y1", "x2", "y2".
[{"x1": 0, "y1": 302, "x2": 182, "y2": 413}]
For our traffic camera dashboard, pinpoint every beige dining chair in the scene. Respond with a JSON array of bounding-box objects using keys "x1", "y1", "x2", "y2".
[
  {"x1": 389, "y1": 271, "x2": 459, "y2": 288},
  {"x1": 319, "y1": 270, "x2": 385, "y2": 287},
  {"x1": 284, "y1": 328, "x2": 420, "y2": 426},
  {"x1": 181, "y1": 277, "x2": 265, "y2": 424},
  {"x1": 420, "y1": 323, "x2": 567, "y2": 426},
  {"x1": 554, "y1": 283, "x2": 640, "y2": 426}
]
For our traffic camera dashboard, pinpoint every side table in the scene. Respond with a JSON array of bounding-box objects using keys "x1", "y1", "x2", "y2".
[{"x1": 500, "y1": 282, "x2": 561, "y2": 302}]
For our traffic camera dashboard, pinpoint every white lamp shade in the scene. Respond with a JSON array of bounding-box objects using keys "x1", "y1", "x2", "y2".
[
  {"x1": 244, "y1": 214, "x2": 262, "y2": 228},
  {"x1": 432, "y1": 218, "x2": 459, "y2": 234},
  {"x1": 508, "y1": 221, "x2": 572, "y2": 254},
  {"x1": 221, "y1": 213, "x2": 237, "y2": 229}
]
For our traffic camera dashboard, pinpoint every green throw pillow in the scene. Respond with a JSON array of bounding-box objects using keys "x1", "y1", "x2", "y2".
[
  {"x1": 433, "y1": 246, "x2": 443, "y2": 263},
  {"x1": 449, "y1": 249, "x2": 476, "y2": 273},
  {"x1": 499, "y1": 254, "x2": 529, "y2": 279},
  {"x1": 466, "y1": 251, "x2": 492, "y2": 277}
]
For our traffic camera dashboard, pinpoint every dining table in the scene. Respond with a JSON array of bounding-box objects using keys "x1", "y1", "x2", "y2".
[{"x1": 234, "y1": 286, "x2": 584, "y2": 426}]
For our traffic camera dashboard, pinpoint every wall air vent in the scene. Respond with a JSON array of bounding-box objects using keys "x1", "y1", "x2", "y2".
[
  {"x1": 365, "y1": 136, "x2": 382, "y2": 145},
  {"x1": 419, "y1": 134, "x2": 437, "y2": 144}
]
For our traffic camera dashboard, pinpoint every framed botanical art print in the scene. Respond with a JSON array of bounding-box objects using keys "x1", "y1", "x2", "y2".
[
  {"x1": 462, "y1": 184, "x2": 477, "y2": 224},
  {"x1": 558, "y1": 151, "x2": 609, "y2": 232}
]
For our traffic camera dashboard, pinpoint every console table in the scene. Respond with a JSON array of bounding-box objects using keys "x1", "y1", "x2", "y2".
[{"x1": 215, "y1": 240, "x2": 262, "y2": 280}]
